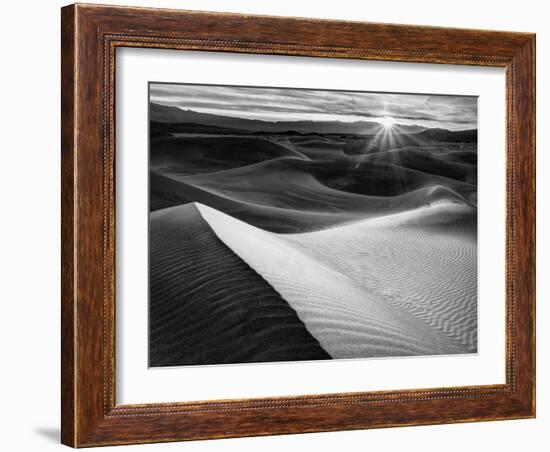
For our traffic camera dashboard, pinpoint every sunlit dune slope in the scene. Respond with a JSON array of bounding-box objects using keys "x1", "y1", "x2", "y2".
[
  {"x1": 280, "y1": 202, "x2": 478, "y2": 352},
  {"x1": 197, "y1": 202, "x2": 475, "y2": 358}
]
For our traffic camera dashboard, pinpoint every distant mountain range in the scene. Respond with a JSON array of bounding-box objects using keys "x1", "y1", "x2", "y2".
[
  {"x1": 150, "y1": 103, "x2": 428, "y2": 135},
  {"x1": 414, "y1": 128, "x2": 477, "y2": 143},
  {"x1": 150, "y1": 103, "x2": 477, "y2": 143}
]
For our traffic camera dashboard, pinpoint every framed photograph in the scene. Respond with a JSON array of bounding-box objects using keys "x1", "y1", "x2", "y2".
[{"x1": 61, "y1": 4, "x2": 535, "y2": 447}]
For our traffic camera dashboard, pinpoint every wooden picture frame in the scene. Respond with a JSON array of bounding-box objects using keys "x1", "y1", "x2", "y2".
[{"x1": 61, "y1": 3, "x2": 535, "y2": 447}]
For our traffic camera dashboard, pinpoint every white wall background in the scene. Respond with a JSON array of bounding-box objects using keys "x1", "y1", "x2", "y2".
[{"x1": 0, "y1": 1, "x2": 546, "y2": 450}]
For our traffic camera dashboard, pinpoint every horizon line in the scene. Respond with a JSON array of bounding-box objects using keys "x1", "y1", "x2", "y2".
[{"x1": 149, "y1": 102, "x2": 478, "y2": 133}]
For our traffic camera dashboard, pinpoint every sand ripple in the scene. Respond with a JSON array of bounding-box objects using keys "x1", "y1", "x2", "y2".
[{"x1": 281, "y1": 202, "x2": 478, "y2": 353}]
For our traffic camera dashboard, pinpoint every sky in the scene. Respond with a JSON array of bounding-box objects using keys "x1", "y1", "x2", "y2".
[{"x1": 150, "y1": 83, "x2": 478, "y2": 130}]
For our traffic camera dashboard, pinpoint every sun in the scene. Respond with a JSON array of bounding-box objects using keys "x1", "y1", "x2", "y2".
[{"x1": 379, "y1": 116, "x2": 395, "y2": 129}]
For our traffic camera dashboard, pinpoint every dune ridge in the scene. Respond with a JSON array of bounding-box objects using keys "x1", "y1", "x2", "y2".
[
  {"x1": 152, "y1": 161, "x2": 473, "y2": 233},
  {"x1": 149, "y1": 203, "x2": 330, "y2": 366},
  {"x1": 196, "y1": 202, "x2": 473, "y2": 358}
]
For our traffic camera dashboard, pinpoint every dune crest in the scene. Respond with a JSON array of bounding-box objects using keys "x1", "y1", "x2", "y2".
[
  {"x1": 149, "y1": 203, "x2": 330, "y2": 366},
  {"x1": 196, "y1": 202, "x2": 471, "y2": 358}
]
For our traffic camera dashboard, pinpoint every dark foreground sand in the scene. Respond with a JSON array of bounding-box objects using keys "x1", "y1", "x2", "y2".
[{"x1": 150, "y1": 203, "x2": 329, "y2": 367}]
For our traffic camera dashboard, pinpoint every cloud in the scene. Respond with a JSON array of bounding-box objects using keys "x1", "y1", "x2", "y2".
[{"x1": 150, "y1": 83, "x2": 477, "y2": 130}]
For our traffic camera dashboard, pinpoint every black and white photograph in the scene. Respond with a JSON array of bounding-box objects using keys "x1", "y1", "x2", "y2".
[{"x1": 148, "y1": 83, "x2": 478, "y2": 367}]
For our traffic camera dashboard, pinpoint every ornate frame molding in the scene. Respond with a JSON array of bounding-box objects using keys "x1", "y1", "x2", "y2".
[{"x1": 61, "y1": 4, "x2": 535, "y2": 447}]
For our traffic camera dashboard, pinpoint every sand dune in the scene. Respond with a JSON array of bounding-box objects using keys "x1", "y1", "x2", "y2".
[
  {"x1": 151, "y1": 134, "x2": 477, "y2": 234},
  {"x1": 152, "y1": 166, "x2": 471, "y2": 234},
  {"x1": 151, "y1": 138, "x2": 475, "y2": 230},
  {"x1": 173, "y1": 151, "x2": 475, "y2": 199},
  {"x1": 180, "y1": 157, "x2": 472, "y2": 208},
  {"x1": 153, "y1": 134, "x2": 476, "y2": 195},
  {"x1": 357, "y1": 147, "x2": 476, "y2": 184},
  {"x1": 197, "y1": 202, "x2": 474, "y2": 358},
  {"x1": 148, "y1": 121, "x2": 478, "y2": 366},
  {"x1": 151, "y1": 136, "x2": 307, "y2": 175},
  {"x1": 274, "y1": 136, "x2": 351, "y2": 159},
  {"x1": 280, "y1": 202, "x2": 478, "y2": 352},
  {"x1": 149, "y1": 203, "x2": 330, "y2": 366},
  {"x1": 150, "y1": 170, "x2": 365, "y2": 232}
]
